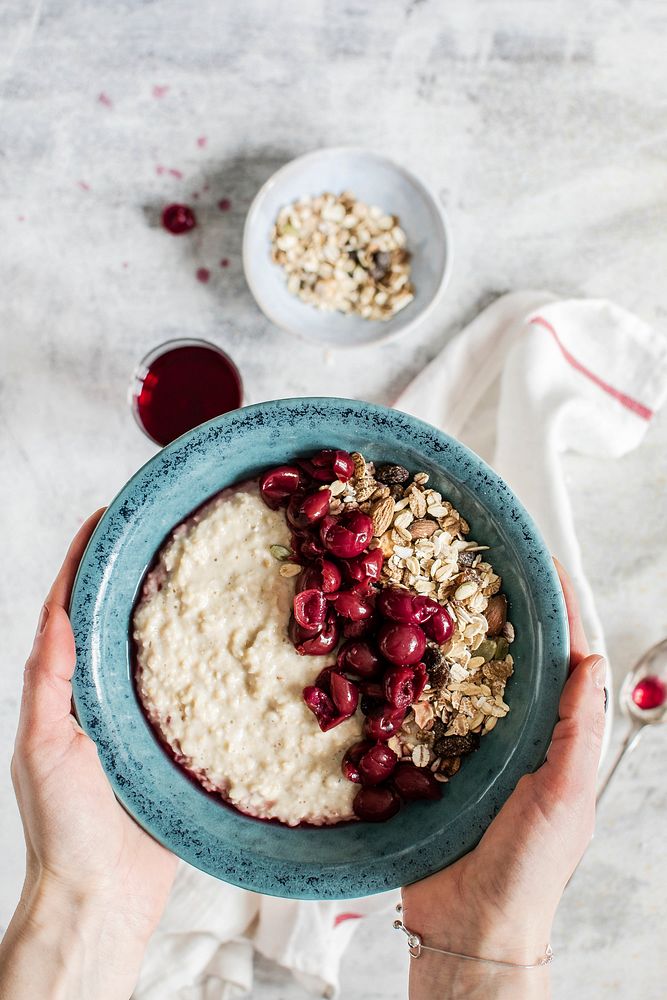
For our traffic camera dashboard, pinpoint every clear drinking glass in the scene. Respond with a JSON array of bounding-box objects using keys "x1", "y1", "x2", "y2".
[{"x1": 130, "y1": 337, "x2": 243, "y2": 447}]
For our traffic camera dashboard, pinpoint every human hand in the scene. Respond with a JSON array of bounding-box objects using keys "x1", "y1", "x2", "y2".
[
  {"x1": 402, "y1": 562, "x2": 606, "y2": 998},
  {"x1": 1, "y1": 512, "x2": 177, "y2": 1000}
]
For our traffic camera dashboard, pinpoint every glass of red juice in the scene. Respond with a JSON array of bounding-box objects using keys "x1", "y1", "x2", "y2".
[{"x1": 131, "y1": 338, "x2": 243, "y2": 447}]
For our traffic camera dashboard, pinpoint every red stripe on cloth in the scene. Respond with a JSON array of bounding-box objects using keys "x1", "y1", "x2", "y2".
[
  {"x1": 334, "y1": 912, "x2": 363, "y2": 927},
  {"x1": 529, "y1": 315, "x2": 653, "y2": 421}
]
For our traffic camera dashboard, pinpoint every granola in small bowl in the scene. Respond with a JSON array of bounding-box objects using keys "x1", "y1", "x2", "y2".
[{"x1": 271, "y1": 191, "x2": 414, "y2": 321}]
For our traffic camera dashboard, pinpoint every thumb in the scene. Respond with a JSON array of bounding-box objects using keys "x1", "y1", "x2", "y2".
[
  {"x1": 17, "y1": 510, "x2": 104, "y2": 746},
  {"x1": 19, "y1": 605, "x2": 78, "y2": 741},
  {"x1": 536, "y1": 654, "x2": 607, "y2": 804}
]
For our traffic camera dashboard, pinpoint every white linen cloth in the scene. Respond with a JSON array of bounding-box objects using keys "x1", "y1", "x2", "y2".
[
  {"x1": 135, "y1": 291, "x2": 667, "y2": 1000},
  {"x1": 135, "y1": 867, "x2": 396, "y2": 999}
]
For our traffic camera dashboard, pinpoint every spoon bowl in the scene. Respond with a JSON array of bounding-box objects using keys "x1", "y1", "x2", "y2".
[{"x1": 619, "y1": 636, "x2": 667, "y2": 724}]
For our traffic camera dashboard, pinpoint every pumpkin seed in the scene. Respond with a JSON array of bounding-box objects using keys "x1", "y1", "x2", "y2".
[{"x1": 270, "y1": 544, "x2": 292, "y2": 561}]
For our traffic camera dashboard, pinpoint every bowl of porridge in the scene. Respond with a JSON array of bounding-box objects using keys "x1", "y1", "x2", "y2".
[{"x1": 70, "y1": 398, "x2": 568, "y2": 899}]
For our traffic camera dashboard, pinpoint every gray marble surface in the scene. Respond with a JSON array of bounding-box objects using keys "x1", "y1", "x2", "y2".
[{"x1": 1, "y1": 0, "x2": 666, "y2": 997}]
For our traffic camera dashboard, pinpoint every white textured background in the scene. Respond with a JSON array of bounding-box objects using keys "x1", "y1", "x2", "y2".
[{"x1": 1, "y1": 1, "x2": 666, "y2": 997}]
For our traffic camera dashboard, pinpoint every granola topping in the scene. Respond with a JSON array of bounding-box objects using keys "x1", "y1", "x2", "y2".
[
  {"x1": 314, "y1": 450, "x2": 516, "y2": 781},
  {"x1": 270, "y1": 192, "x2": 414, "y2": 321}
]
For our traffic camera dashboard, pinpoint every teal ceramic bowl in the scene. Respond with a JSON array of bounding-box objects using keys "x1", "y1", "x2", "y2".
[{"x1": 70, "y1": 398, "x2": 568, "y2": 900}]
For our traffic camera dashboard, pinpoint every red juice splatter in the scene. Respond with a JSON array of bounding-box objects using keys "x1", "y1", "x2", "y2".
[
  {"x1": 156, "y1": 165, "x2": 166, "y2": 176},
  {"x1": 78, "y1": 180, "x2": 91, "y2": 191},
  {"x1": 17, "y1": 215, "x2": 26, "y2": 222},
  {"x1": 152, "y1": 84, "x2": 169, "y2": 99},
  {"x1": 192, "y1": 192, "x2": 200, "y2": 200},
  {"x1": 202, "y1": 183, "x2": 210, "y2": 192},
  {"x1": 220, "y1": 258, "x2": 229, "y2": 268},
  {"x1": 196, "y1": 267, "x2": 210, "y2": 283},
  {"x1": 122, "y1": 261, "x2": 129, "y2": 269},
  {"x1": 218, "y1": 198, "x2": 231, "y2": 211},
  {"x1": 197, "y1": 136, "x2": 207, "y2": 148},
  {"x1": 133, "y1": 342, "x2": 242, "y2": 446},
  {"x1": 98, "y1": 92, "x2": 113, "y2": 107},
  {"x1": 168, "y1": 168, "x2": 183, "y2": 180}
]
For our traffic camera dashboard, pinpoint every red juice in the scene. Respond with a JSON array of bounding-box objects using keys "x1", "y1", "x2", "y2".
[{"x1": 132, "y1": 339, "x2": 243, "y2": 446}]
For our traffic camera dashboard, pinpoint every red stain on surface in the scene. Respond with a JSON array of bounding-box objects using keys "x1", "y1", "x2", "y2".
[
  {"x1": 192, "y1": 192, "x2": 200, "y2": 200},
  {"x1": 196, "y1": 267, "x2": 211, "y2": 283},
  {"x1": 78, "y1": 180, "x2": 91, "y2": 191},
  {"x1": 17, "y1": 215, "x2": 26, "y2": 222},
  {"x1": 152, "y1": 84, "x2": 170, "y2": 99},
  {"x1": 98, "y1": 92, "x2": 113, "y2": 107},
  {"x1": 202, "y1": 183, "x2": 210, "y2": 192},
  {"x1": 157, "y1": 165, "x2": 184, "y2": 180},
  {"x1": 220, "y1": 258, "x2": 229, "y2": 268},
  {"x1": 197, "y1": 136, "x2": 207, "y2": 148},
  {"x1": 218, "y1": 198, "x2": 231, "y2": 211},
  {"x1": 122, "y1": 261, "x2": 129, "y2": 269},
  {"x1": 334, "y1": 913, "x2": 362, "y2": 927}
]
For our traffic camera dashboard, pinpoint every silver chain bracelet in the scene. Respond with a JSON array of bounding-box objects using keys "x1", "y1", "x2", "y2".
[{"x1": 393, "y1": 905, "x2": 554, "y2": 969}]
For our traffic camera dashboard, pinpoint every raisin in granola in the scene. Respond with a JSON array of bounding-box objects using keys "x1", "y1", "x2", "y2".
[
  {"x1": 433, "y1": 733, "x2": 481, "y2": 758},
  {"x1": 376, "y1": 463, "x2": 410, "y2": 485},
  {"x1": 423, "y1": 645, "x2": 450, "y2": 690},
  {"x1": 439, "y1": 756, "x2": 462, "y2": 777}
]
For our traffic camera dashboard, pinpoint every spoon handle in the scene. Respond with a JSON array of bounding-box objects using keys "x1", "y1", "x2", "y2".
[{"x1": 596, "y1": 720, "x2": 645, "y2": 805}]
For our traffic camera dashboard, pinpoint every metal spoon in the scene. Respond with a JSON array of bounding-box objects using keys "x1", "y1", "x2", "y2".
[{"x1": 596, "y1": 636, "x2": 667, "y2": 803}]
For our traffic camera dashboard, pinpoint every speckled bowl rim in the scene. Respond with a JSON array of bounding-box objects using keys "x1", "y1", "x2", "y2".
[
  {"x1": 242, "y1": 147, "x2": 453, "y2": 347},
  {"x1": 70, "y1": 398, "x2": 568, "y2": 899}
]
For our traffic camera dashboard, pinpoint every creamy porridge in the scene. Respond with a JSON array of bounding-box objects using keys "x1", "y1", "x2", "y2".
[{"x1": 134, "y1": 484, "x2": 361, "y2": 826}]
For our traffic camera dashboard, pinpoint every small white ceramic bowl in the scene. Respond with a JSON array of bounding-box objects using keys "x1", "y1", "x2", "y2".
[{"x1": 242, "y1": 147, "x2": 452, "y2": 348}]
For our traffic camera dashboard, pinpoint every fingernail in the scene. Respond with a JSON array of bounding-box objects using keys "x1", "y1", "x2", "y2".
[
  {"x1": 591, "y1": 656, "x2": 606, "y2": 689},
  {"x1": 35, "y1": 604, "x2": 49, "y2": 637}
]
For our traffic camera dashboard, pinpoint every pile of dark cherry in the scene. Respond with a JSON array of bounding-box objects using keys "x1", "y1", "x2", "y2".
[{"x1": 259, "y1": 448, "x2": 458, "y2": 823}]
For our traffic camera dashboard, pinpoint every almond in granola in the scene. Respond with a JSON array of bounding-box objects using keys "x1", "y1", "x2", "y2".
[
  {"x1": 410, "y1": 518, "x2": 437, "y2": 539},
  {"x1": 371, "y1": 496, "x2": 395, "y2": 536},
  {"x1": 485, "y1": 594, "x2": 508, "y2": 637}
]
